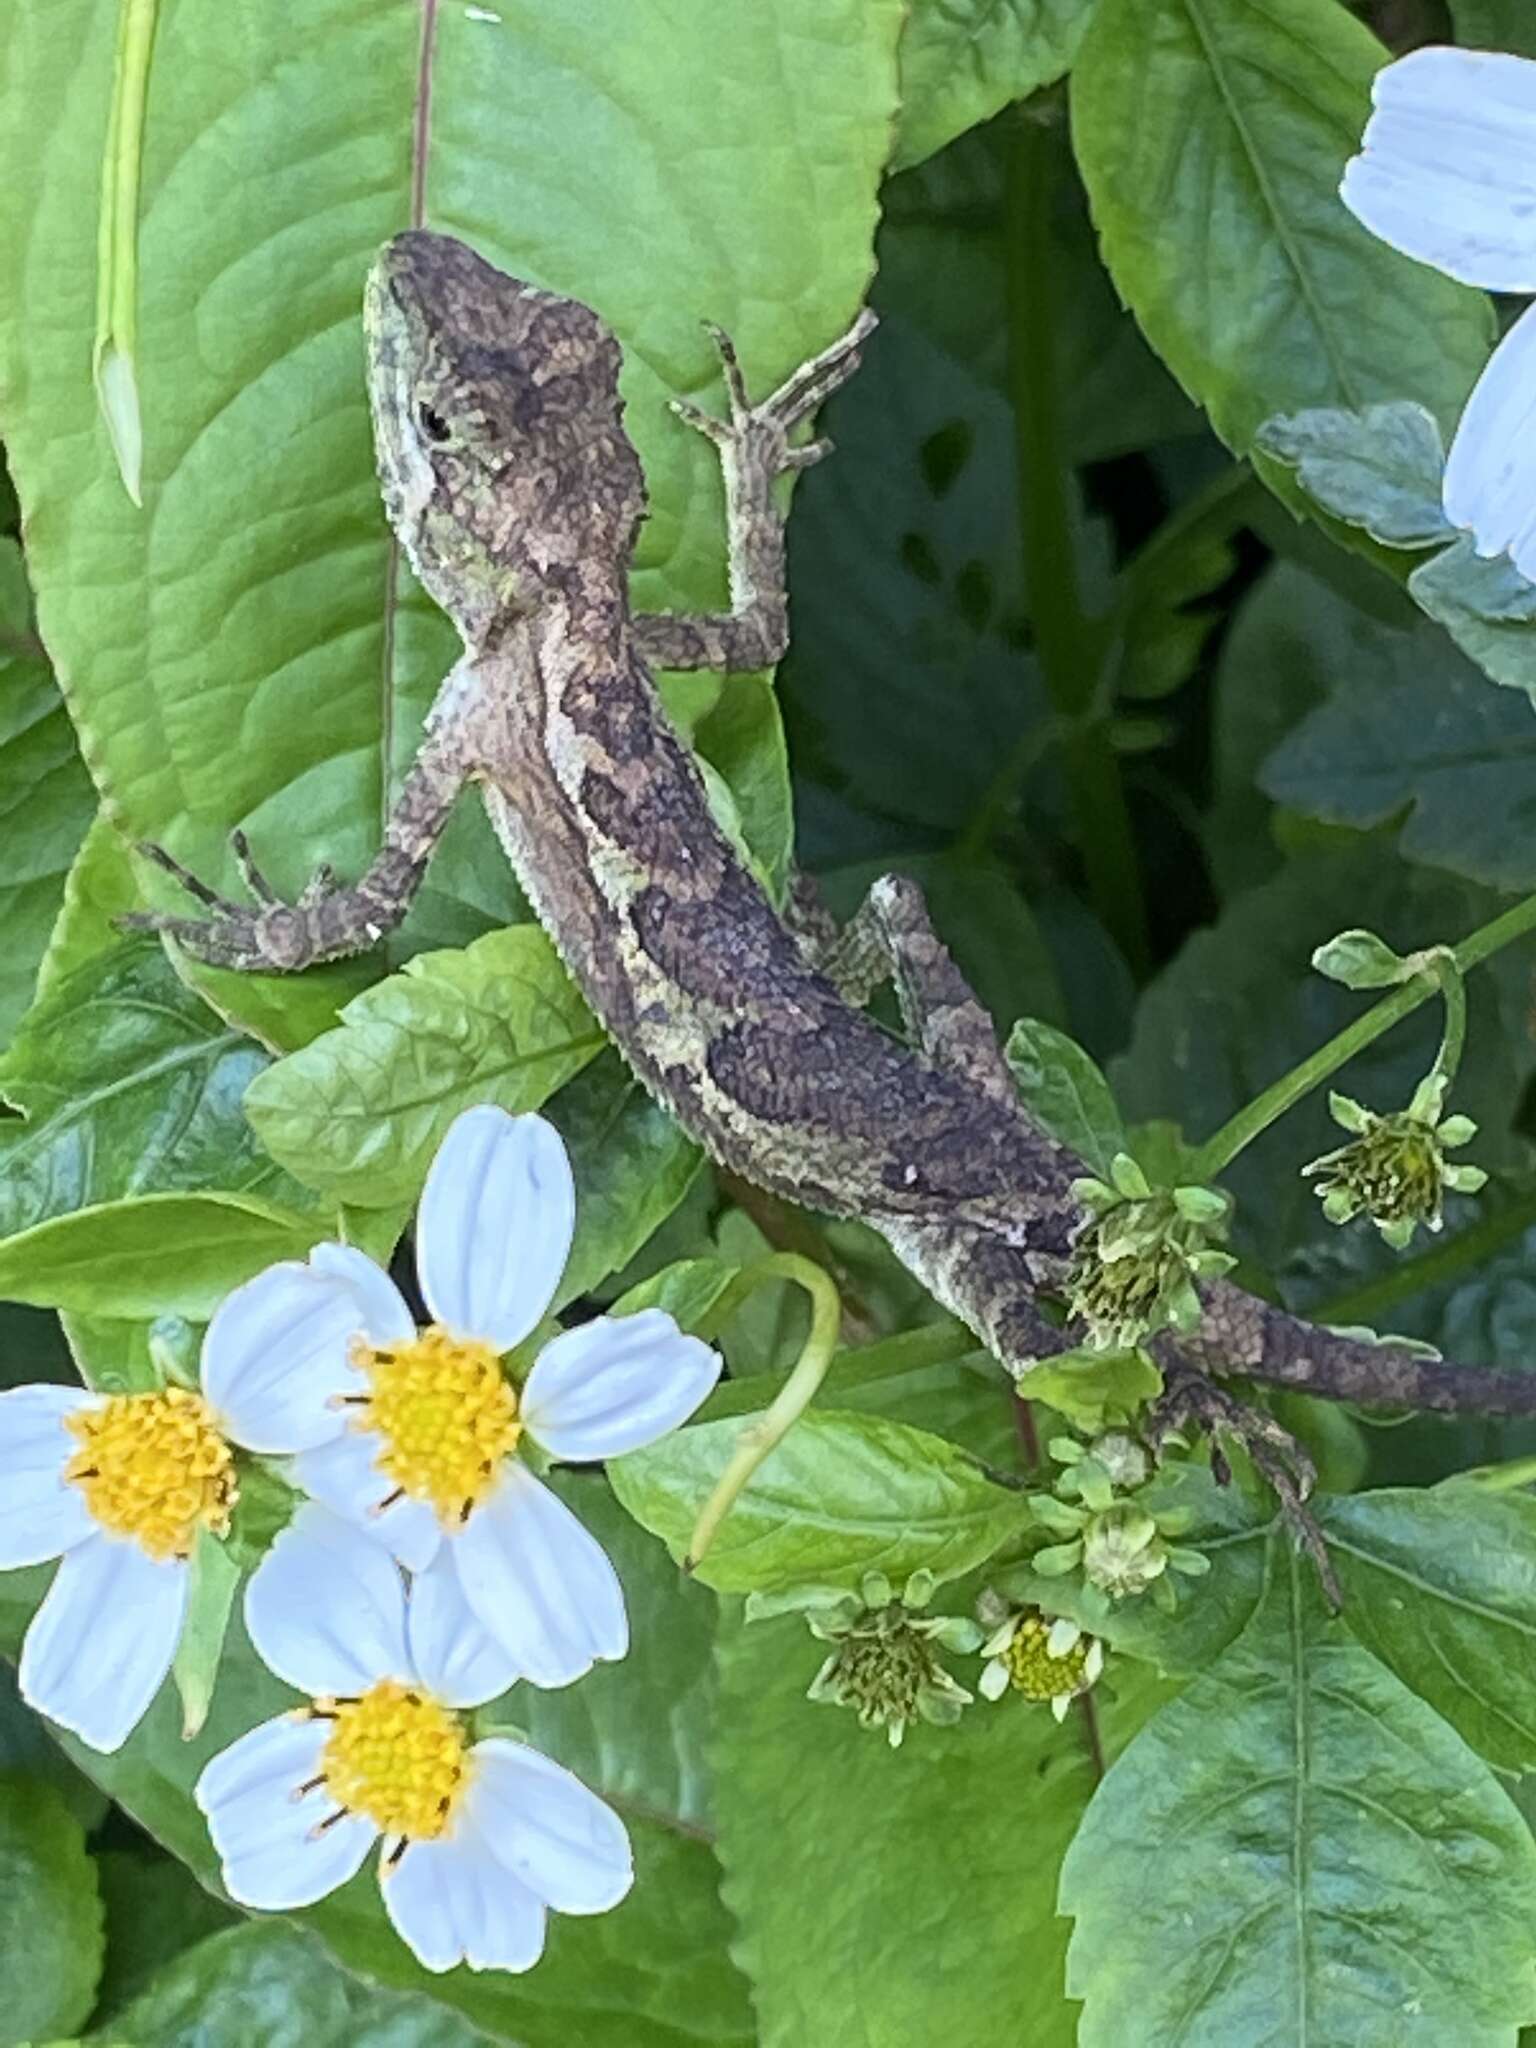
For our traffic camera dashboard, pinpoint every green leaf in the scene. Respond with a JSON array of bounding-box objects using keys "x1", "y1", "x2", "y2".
[
  {"x1": 35, "y1": 814, "x2": 143, "y2": 996},
  {"x1": 611, "y1": 1409, "x2": 1032, "y2": 1594},
  {"x1": 1322, "y1": 1481, "x2": 1536, "y2": 1775},
  {"x1": 171, "y1": 1527, "x2": 240, "y2": 1741},
  {"x1": 1309, "y1": 927, "x2": 1413, "y2": 991},
  {"x1": 91, "y1": 1847, "x2": 237, "y2": 2023},
  {"x1": 1022, "y1": 1343, "x2": 1161, "y2": 1431},
  {"x1": 94, "y1": 1921, "x2": 499, "y2": 2047},
  {"x1": 0, "y1": 1774, "x2": 104, "y2": 2046},
  {"x1": 894, "y1": 0, "x2": 1098, "y2": 171},
  {"x1": 1255, "y1": 403, "x2": 1453, "y2": 549},
  {"x1": 0, "y1": 1661, "x2": 106, "y2": 1835},
  {"x1": 544, "y1": 1052, "x2": 703, "y2": 1311},
  {"x1": 1061, "y1": 1554, "x2": 1536, "y2": 2046},
  {"x1": 0, "y1": 1191, "x2": 329, "y2": 1319},
  {"x1": 716, "y1": 1604, "x2": 1172, "y2": 2047},
  {"x1": 690, "y1": 675, "x2": 795, "y2": 906},
  {"x1": 1070, "y1": 0, "x2": 1492, "y2": 453},
  {"x1": 612, "y1": 1255, "x2": 741, "y2": 1333},
  {"x1": 1263, "y1": 613, "x2": 1536, "y2": 892},
  {"x1": 243, "y1": 926, "x2": 604, "y2": 1208},
  {"x1": 1409, "y1": 536, "x2": 1536, "y2": 707},
  {"x1": 0, "y1": 0, "x2": 903, "y2": 1066},
  {"x1": 0, "y1": 540, "x2": 94, "y2": 1051},
  {"x1": 1450, "y1": 1, "x2": 1536, "y2": 56},
  {"x1": 1005, "y1": 1016, "x2": 1126, "y2": 1175}
]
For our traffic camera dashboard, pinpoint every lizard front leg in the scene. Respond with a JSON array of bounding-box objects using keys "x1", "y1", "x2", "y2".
[
  {"x1": 121, "y1": 670, "x2": 484, "y2": 972},
  {"x1": 632, "y1": 309, "x2": 876, "y2": 673}
]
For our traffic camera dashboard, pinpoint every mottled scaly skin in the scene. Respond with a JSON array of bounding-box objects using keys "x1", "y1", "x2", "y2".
[{"x1": 133, "y1": 232, "x2": 1536, "y2": 1420}]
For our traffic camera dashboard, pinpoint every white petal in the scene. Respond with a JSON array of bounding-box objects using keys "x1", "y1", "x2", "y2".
[
  {"x1": 20, "y1": 1534, "x2": 186, "y2": 1752},
  {"x1": 201, "y1": 1251, "x2": 409, "y2": 1454},
  {"x1": 1443, "y1": 303, "x2": 1536, "y2": 576},
  {"x1": 417, "y1": 1107, "x2": 575, "y2": 1352},
  {"x1": 292, "y1": 1428, "x2": 442, "y2": 1572},
  {"x1": 197, "y1": 1713, "x2": 376, "y2": 1908},
  {"x1": 1340, "y1": 47, "x2": 1536, "y2": 290},
  {"x1": 309, "y1": 1242, "x2": 417, "y2": 1343},
  {"x1": 385, "y1": 1823, "x2": 546, "y2": 1974},
  {"x1": 0, "y1": 1385, "x2": 98, "y2": 1567},
  {"x1": 451, "y1": 1462, "x2": 626, "y2": 1689},
  {"x1": 522, "y1": 1311, "x2": 720, "y2": 1462},
  {"x1": 406, "y1": 1551, "x2": 524, "y2": 1708},
  {"x1": 467, "y1": 1737, "x2": 633, "y2": 1914},
  {"x1": 244, "y1": 1503, "x2": 411, "y2": 1698}
]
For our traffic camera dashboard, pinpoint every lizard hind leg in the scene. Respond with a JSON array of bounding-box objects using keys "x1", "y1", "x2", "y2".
[{"x1": 811, "y1": 871, "x2": 1018, "y2": 1108}]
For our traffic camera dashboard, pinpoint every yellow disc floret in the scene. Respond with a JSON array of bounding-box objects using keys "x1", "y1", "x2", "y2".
[
  {"x1": 64, "y1": 1387, "x2": 236, "y2": 1561},
  {"x1": 319, "y1": 1680, "x2": 471, "y2": 1840},
  {"x1": 1002, "y1": 1612, "x2": 1094, "y2": 1702},
  {"x1": 354, "y1": 1325, "x2": 520, "y2": 1523}
]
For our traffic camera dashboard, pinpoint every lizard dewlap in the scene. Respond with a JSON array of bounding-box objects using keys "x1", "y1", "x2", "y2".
[{"x1": 350, "y1": 1326, "x2": 521, "y2": 1522}]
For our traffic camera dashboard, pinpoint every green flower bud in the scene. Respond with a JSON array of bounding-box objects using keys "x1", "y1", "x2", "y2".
[
  {"x1": 1304, "y1": 1089, "x2": 1485, "y2": 1245},
  {"x1": 804, "y1": 1572, "x2": 981, "y2": 1746},
  {"x1": 1081, "y1": 1502, "x2": 1168, "y2": 1599},
  {"x1": 1064, "y1": 1173, "x2": 1232, "y2": 1352}
]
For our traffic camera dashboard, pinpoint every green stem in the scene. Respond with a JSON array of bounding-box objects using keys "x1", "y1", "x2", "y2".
[
  {"x1": 1310, "y1": 1188, "x2": 1536, "y2": 1329},
  {"x1": 1002, "y1": 118, "x2": 1148, "y2": 974},
  {"x1": 1190, "y1": 890, "x2": 1536, "y2": 1182},
  {"x1": 685, "y1": 1254, "x2": 841, "y2": 1570}
]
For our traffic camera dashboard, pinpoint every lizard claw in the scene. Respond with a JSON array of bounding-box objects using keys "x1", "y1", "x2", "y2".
[
  {"x1": 119, "y1": 832, "x2": 336, "y2": 973},
  {"x1": 671, "y1": 307, "x2": 875, "y2": 475}
]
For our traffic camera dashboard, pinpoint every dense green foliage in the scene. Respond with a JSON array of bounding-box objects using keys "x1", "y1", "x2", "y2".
[{"x1": 5, "y1": 0, "x2": 1536, "y2": 2041}]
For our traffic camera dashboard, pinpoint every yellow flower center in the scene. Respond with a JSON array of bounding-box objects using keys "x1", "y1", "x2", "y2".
[
  {"x1": 318, "y1": 1681, "x2": 472, "y2": 1840},
  {"x1": 1003, "y1": 1613, "x2": 1093, "y2": 1703},
  {"x1": 352, "y1": 1325, "x2": 521, "y2": 1523},
  {"x1": 64, "y1": 1387, "x2": 236, "y2": 1561}
]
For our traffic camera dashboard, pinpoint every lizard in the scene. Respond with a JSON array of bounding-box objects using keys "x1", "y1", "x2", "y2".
[{"x1": 127, "y1": 229, "x2": 1536, "y2": 1489}]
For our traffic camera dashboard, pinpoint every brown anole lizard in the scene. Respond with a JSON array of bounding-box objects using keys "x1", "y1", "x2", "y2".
[{"x1": 128, "y1": 231, "x2": 1536, "y2": 1463}]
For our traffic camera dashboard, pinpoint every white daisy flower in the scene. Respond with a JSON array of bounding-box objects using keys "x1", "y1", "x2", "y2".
[
  {"x1": 1, "y1": 1373, "x2": 239, "y2": 1752},
  {"x1": 197, "y1": 1504, "x2": 632, "y2": 1973},
  {"x1": 202, "y1": 1103, "x2": 720, "y2": 1688},
  {"x1": 977, "y1": 1609, "x2": 1103, "y2": 1722},
  {"x1": 1340, "y1": 46, "x2": 1536, "y2": 577}
]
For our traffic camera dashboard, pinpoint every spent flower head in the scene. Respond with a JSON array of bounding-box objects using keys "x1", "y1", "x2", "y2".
[
  {"x1": 977, "y1": 1602, "x2": 1103, "y2": 1721},
  {"x1": 804, "y1": 1570, "x2": 981, "y2": 1747},
  {"x1": 1304, "y1": 1079, "x2": 1485, "y2": 1250},
  {"x1": 1064, "y1": 1153, "x2": 1234, "y2": 1352}
]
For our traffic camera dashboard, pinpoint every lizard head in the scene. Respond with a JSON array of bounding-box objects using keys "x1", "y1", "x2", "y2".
[{"x1": 365, "y1": 230, "x2": 646, "y2": 641}]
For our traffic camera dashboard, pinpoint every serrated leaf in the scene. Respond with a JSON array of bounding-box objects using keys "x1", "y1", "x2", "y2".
[
  {"x1": 544, "y1": 1052, "x2": 703, "y2": 1311},
  {"x1": 895, "y1": 0, "x2": 1098, "y2": 172},
  {"x1": 1410, "y1": 534, "x2": 1536, "y2": 707},
  {"x1": 1005, "y1": 1015, "x2": 1126, "y2": 1176},
  {"x1": 714, "y1": 1603, "x2": 1172, "y2": 2048},
  {"x1": 1071, "y1": 0, "x2": 1492, "y2": 454},
  {"x1": 243, "y1": 926, "x2": 604, "y2": 1208},
  {"x1": 611, "y1": 1409, "x2": 1032, "y2": 1593},
  {"x1": 0, "y1": 1774, "x2": 104, "y2": 2046},
  {"x1": 96, "y1": 1921, "x2": 500, "y2": 2047},
  {"x1": 1323, "y1": 1480, "x2": 1536, "y2": 1774},
  {"x1": 0, "y1": 539, "x2": 94, "y2": 1051},
  {"x1": 1062, "y1": 1553, "x2": 1536, "y2": 2046},
  {"x1": 1255, "y1": 403, "x2": 1453, "y2": 549}
]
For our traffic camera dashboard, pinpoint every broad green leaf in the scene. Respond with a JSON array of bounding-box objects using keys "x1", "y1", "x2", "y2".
[
  {"x1": 1070, "y1": 0, "x2": 1492, "y2": 452},
  {"x1": 1061, "y1": 1554, "x2": 1536, "y2": 2046},
  {"x1": 243, "y1": 926, "x2": 604, "y2": 1208},
  {"x1": 611, "y1": 1409, "x2": 1033, "y2": 1593},
  {"x1": 714, "y1": 1603, "x2": 1174, "y2": 2048},
  {"x1": 544, "y1": 1052, "x2": 704, "y2": 1311},
  {"x1": 0, "y1": 1191, "x2": 329, "y2": 1319},
  {"x1": 0, "y1": 1661, "x2": 106, "y2": 1834},
  {"x1": 0, "y1": 0, "x2": 904, "y2": 1065},
  {"x1": 1113, "y1": 843, "x2": 1534, "y2": 1281},
  {"x1": 612, "y1": 1256, "x2": 741, "y2": 1334},
  {"x1": 895, "y1": 0, "x2": 1098, "y2": 171},
  {"x1": 1005, "y1": 1015, "x2": 1125, "y2": 1175},
  {"x1": 36, "y1": 814, "x2": 143, "y2": 995},
  {"x1": 91, "y1": 1848, "x2": 236, "y2": 2023},
  {"x1": 0, "y1": 539, "x2": 94, "y2": 1050},
  {"x1": 1021, "y1": 1342, "x2": 1161, "y2": 1432},
  {"x1": 691, "y1": 675, "x2": 795, "y2": 906},
  {"x1": 1256, "y1": 404, "x2": 1453, "y2": 550},
  {"x1": 1262, "y1": 609, "x2": 1536, "y2": 891},
  {"x1": 1410, "y1": 536, "x2": 1536, "y2": 706},
  {"x1": 1323, "y1": 1481, "x2": 1536, "y2": 1774},
  {"x1": 0, "y1": 1472, "x2": 748, "y2": 2048},
  {"x1": 0, "y1": 1775, "x2": 103, "y2": 2046},
  {"x1": 93, "y1": 1921, "x2": 497, "y2": 2047}
]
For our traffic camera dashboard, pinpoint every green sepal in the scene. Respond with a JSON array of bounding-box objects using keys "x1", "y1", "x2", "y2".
[{"x1": 171, "y1": 1526, "x2": 241, "y2": 1740}]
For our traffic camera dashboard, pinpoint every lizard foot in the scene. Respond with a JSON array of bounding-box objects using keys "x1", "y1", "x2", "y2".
[
  {"x1": 120, "y1": 832, "x2": 349, "y2": 972},
  {"x1": 669, "y1": 305, "x2": 878, "y2": 478},
  {"x1": 1150, "y1": 1359, "x2": 1341, "y2": 1609}
]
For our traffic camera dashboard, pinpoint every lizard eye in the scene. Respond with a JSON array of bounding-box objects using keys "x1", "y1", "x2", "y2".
[{"x1": 416, "y1": 401, "x2": 453, "y2": 446}]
